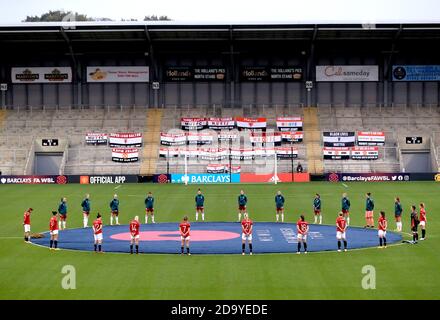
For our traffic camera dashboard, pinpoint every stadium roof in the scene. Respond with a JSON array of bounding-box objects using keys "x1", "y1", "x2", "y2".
[{"x1": 1, "y1": 22, "x2": 440, "y2": 43}]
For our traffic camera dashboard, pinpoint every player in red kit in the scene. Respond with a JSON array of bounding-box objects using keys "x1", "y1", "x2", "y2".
[
  {"x1": 93, "y1": 213, "x2": 103, "y2": 253},
  {"x1": 179, "y1": 216, "x2": 191, "y2": 255},
  {"x1": 49, "y1": 211, "x2": 59, "y2": 250},
  {"x1": 296, "y1": 214, "x2": 309, "y2": 254},
  {"x1": 23, "y1": 208, "x2": 33, "y2": 243},
  {"x1": 129, "y1": 216, "x2": 140, "y2": 254},
  {"x1": 241, "y1": 213, "x2": 253, "y2": 255},
  {"x1": 419, "y1": 203, "x2": 427, "y2": 240},
  {"x1": 336, "y1": 212, "x2": 348, "y2": 252},
  {"x1": 378, "y1": 211, "x2": 387, "y2": 248}
]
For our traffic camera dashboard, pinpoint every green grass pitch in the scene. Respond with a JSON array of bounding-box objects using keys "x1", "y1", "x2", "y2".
[{"x1": 0, "y1": 182, "x2": 439, "y2": 300}]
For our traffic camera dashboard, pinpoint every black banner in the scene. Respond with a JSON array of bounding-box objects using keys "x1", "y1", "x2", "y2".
[
  {"x1": 323, "y1": 132, "x2": 356, "y2": 147},
  {"x1": 164, "y1": 67, "x2": 192, "y2": 81},
  {"x1": 181, "y1": 118, "x2": 207, "y2": 130},
  {"x1": 270, "y1": 67, "x2": 303, "y2": 81},
  {"x1": 165, "y1": 67, "x2": 226, "y2": 81},
  {"x1": 240, "y1": 67, "x2": 270, "y2": 81},
  {"x1": 240, "y1": 66, "x2": 304, "y2": 82},
  {"x1": 193, "y1": 67, "x2": 226, "y2": 81}
]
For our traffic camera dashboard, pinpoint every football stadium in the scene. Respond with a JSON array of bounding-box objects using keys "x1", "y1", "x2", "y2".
[{"x1": 1, "y1": 19, "x2": 440, "y2": 302}]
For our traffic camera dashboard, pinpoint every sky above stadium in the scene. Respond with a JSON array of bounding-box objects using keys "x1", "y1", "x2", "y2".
[{"x1": 0, "y1": 0, "x2": 438, "y2": 24}]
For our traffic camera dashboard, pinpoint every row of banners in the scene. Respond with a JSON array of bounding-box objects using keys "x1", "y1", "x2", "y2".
[
  {"x1": 323, "y1": 147, "x2": 379, "y2": 160},
  {"x1": 11, "y1": 67, "x2": 149, "y2": 83},
  {"x1": 159, "y1": 147, "x2": 299, "y2": 160},
  {"x1": 160, "y1": 131, "x2": 304, "y2": 146},
  {"x1": 323, "y1": 131, "x2": 385, "y2": 147},
  {"x1": 12, "y1": 65, "x2": 440, "y2": 83},
  {"x1": 180, "y1": 117, "x2": 303, "y2": 131}
]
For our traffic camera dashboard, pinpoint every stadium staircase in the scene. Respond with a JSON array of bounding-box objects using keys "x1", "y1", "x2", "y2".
[
  {"x1": 140, "y1": 108, "x2": 163, "y2": 175},
  {"x1": 0, "y1": 109, "x2": 6, "y2": 129},
  {"x1": 303, "y1": 107, "x2": 324, "y2": 174}
]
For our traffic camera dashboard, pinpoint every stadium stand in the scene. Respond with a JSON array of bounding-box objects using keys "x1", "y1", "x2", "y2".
[
  {"x1": 0, "y1": 107, "x2": 147, "y2": 175},
  {"x1": 1, "y1": 103, "x2": 439, "y2": 176}
]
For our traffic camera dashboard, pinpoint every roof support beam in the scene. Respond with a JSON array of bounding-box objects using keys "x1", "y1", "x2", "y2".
[
  {"x1": 145, "y1": 26, "x2": 157, "y2": 81},
  {"x1": 60, "y1": 27, "x2": 79, "y2": 80},
  {"x1": 306, "y1": 25, "x2": 318, "y2": 81},
  {"x1": 384, "y1": 24, "x2": 403, "y2": 79}
]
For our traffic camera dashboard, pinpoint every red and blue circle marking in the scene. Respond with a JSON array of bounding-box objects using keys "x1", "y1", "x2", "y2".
[{"x1": 31, "y1": 222, "x2": 402, "y2": 254}]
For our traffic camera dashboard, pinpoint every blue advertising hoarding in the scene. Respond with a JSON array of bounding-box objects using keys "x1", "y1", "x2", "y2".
[
  {"x1": 392, "y1": 65, "x2": 440, "y2": 81},
  {"x1": 171, "y1": 173, "x2": 240, "y2": 184}
]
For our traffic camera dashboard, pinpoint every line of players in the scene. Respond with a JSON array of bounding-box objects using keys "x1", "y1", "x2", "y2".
[{"x1": 22, "y1": 189, "x2": 428, "y2": 254}]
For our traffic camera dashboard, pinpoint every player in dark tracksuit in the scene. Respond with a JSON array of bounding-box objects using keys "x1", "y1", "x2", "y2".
[
  {"x1": 81, "y1": 194, "x2": 91, "y2": 228},
  {"x1": 394, "y1": 197, "x2": 403, "y2": 232},
  {"x1": 313, "y1": 194, "x2": 322, "y2": 224},
  {"x1": 145, "y1": 192, "x2": 155, "y2": 224},
  {"x1": 195, "y1": 189, "x2": 205, "y2": 221},
  {"x1": 238, "y1": 190, "x2": 248, "y2": 222},
  {"x1": 275, "y1": 191, "x2": 285, "y2": 222},
  {"x1": 110, "y1": 194, "x2": 120, "y2": 225},
  {"x1": 341, "y1": 193, "x2": 351, "y2": 225},
  {"x1": 365, "y1": 193, "x2": 375, "y2": 228},
  {"x1": 410, "y1": 205, "x2": 419, "y2": 243},
  {"x1": 58, "y1": 197, "x2": 68, "y2": 230}
]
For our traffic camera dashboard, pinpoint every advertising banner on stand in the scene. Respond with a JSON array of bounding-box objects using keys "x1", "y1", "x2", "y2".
[{"x1": 87, "y1": 66, "x2": 149, "y2": 82}]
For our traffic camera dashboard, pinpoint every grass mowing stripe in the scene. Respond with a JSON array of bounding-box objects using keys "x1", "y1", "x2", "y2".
[{"x1": 0, "y1": 181, "x2": 438, "y2": 299}]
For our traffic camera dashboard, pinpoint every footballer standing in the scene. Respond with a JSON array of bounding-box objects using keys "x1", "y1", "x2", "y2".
[
  {"x1": 180, "y1": 216, "x2": 191, "y2": 255},
  {"x1": 58, "y1": 197, "x2": 68, "y2": 230},
  {"x1": 419, "y1": 203, "x2": 427, "y2": 240},
  {"x1": 410, "y1": 205, "x2": 419, "y2": 243},
  {"x1": 81, "y1": 194, "x2": 91, "y2": 228},
  {"x1": 394, "y1": 197, "x2": 403, "y2": 232},
  {"x1": 378, "y1": 211, "x2": 387, "y2": 248},
  {"x1": 336, "y1": 212, "x2": 348, "y2": 252},
  {"x1": 296, "y1": 214, "x2": 309, "y2": 254},
  {"x1": 110, "y1": 194, "x2": 120, "y2": 225},
  {"x1": 93, "y1": 213, "x2": 103, "y2": 253},
  {"x1": 129, "y1": 216, "x2": 140, "y2": 254},
  {"x1": 365, "y1": 192, "x2": 375, "y2": 228},
  {"x1": 313, "y1": 193, "x2": 322, "y2": 224},
  {"x1": 275, "y1": 191, "x2": 285, "y2": 222},
  {"x1": 49, "y1": 211, "x2": 59, "y2": 250},
  {"x1": 23, "y1": 208, "x2": 33, "y2": 243},
  {"x1": 241, "y1": 213, "x2": 253, "y2": 255},
  {"x1": 341, "y1": 193, "x2": 351, "y2": 225},
  {"x1": 195, "y1": 189, "x2": 205, "y2": 221},
  {"x1": 145, "y1": 192, "x2": 155, "y2": 224},
  {"x1": 237, "y1": 190, "x2": 248, "y2": 222}
]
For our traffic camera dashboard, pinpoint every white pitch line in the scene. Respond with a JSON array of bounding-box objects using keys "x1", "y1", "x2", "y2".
[
  {"x1": 0, "y1": 236, "x2": 23, "y2": 239},
  {"x1": 114, "y1": 185, "x2": 122, "y2": 190},
  {"x1": 342, "y1": 183, "x2": 348, "y2": 188}
]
